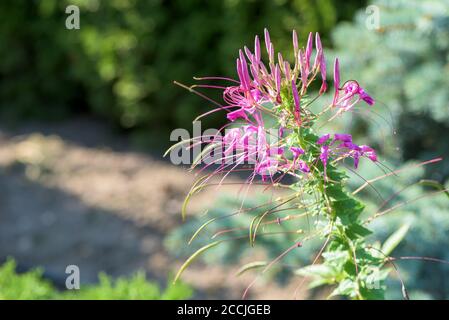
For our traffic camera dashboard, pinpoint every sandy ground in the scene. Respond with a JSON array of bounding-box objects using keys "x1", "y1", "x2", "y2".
[{"x1": 0, "y1": 118, "x2": 308, "y2": 299}]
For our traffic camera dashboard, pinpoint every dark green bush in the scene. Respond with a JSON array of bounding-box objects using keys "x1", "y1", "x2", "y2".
[{"x1": 0, "y1": 0, "x2": 364, "y2": 136}]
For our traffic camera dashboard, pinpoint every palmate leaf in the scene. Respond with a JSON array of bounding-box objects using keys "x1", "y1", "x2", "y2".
[
  {"x1": 346, "y1": 223, "x2": 373, "y2": 238},
  {"x1": 332, "y1": 197, "x2": 365, "y2": 218},
  {"x1": 295, "y1": 264, "x2": 339, "y2": 279},
  {"x1": 329, "y1": 279, "x2": 357, "y2": 298}
]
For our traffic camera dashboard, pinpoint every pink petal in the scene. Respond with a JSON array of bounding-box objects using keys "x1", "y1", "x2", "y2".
[
  {"x1": 227, "y1": 108, "x2": 248, "y2": 122},
  {"x1": 291, "y1": 80, "x2": 301, "y2": 124},
  {"x1": 305, "y1": 32, "x2": 314, "y2": 71},
  {"x1": 292, "y1": 29, "x2": 298, "y2": 54},
  {"x1": 290, "y1": 147, "x2": 304, "y2": 159},
  {"x1": 264, "y1": 28, "x2": 271, "y2": 55},
  {"x1": 254, "y1": 35, "x2": 261, "y2": 63},
  {"x1": 317, "y1": 134, "x2": 330, "y2": 145},
  {"x1": 333, "y1": 58, "x2": 340, "y2": 105}
]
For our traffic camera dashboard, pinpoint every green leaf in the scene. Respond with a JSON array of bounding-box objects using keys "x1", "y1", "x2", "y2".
[
  {"x1": 321, "y1": 251, "x2": 349, "y2": 263},
  {"x1": 329, "y1": 279, "x2": 356, "y2": 298},
  {"x1": 295, "y1": 264, "x2": 338, "y2": 279},
  {"x1": 365, "y1": 267, "x2": 391, "y2": 286},
  {"x1": 347, "y1": 223, "x2": 373, "y2": 238},
  {"x1": 332, "y1": 198, "x2": 365, "y2": 218},
  {"x1": 359, "y1": 285, "x2": 386, "y2": 300},
  {"x1": 325, "y1": 184, "x2": 348, "y2": 200}
]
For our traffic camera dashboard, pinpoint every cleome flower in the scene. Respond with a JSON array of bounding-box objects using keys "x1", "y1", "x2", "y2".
[
  {"x1": 177, "y1": 28, "x2": 378, "y2": 183},
  {"x1": 332, "y1": 58, "x2": 375, "y2": 111},
  {"x1": 169, "y1": 29, "x2": 404, "y2": 301},
  {"x1": 317, "y1": 133, "x2": 377, "y2": 170}
]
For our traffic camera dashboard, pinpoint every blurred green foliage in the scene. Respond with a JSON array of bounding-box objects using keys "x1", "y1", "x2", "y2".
[
  {"x1": 330, "y1": 1, "x2": 449, "y2": 298},
  {"x1": 0, "y1": 258, "x2": 193, "y2": 300},
  {"x1": 331, "y1": 0, "x2": 449, "y2": 181},
  {"x1": 0, "y1": 0, "x2": 364, "y2": 138}
]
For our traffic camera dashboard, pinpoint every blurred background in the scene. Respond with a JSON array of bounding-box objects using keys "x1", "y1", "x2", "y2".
[{"x1": 0, "y1": 0, "x2": 448, "y2": 299}]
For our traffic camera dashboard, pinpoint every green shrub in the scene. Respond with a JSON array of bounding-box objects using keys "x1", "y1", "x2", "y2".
[
  {"x1": 0, "y1": 259, "x2": 192, "y2": 300},
  {"x1": 0, "y1": 259, "x2": 55, "y2": 299},
  {"x1": 0, "y1": 0, "x2": 364, "y2": 137}
]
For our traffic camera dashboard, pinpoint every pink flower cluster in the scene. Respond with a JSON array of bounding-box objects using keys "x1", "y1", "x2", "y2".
[
  {"x1": 221, "y1": 125, "x2": 309, "y2": 181},
  {"x1": 192, "y1": 29, "x2": 377, "y2": 182},
  {"x1": 224, "y1": 30, "x2": 327, "y2": 127},
  {"x1": 332, "y1": 59, "x2": 375, "y2": 110},
  {"x1": 317, "y1": 133, "x2": 377, "y2": 170}
]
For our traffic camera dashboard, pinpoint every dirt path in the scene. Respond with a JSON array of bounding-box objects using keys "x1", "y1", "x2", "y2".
[{"x1": 0, "y1": 118, "x2": 308, "y2": 299}]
